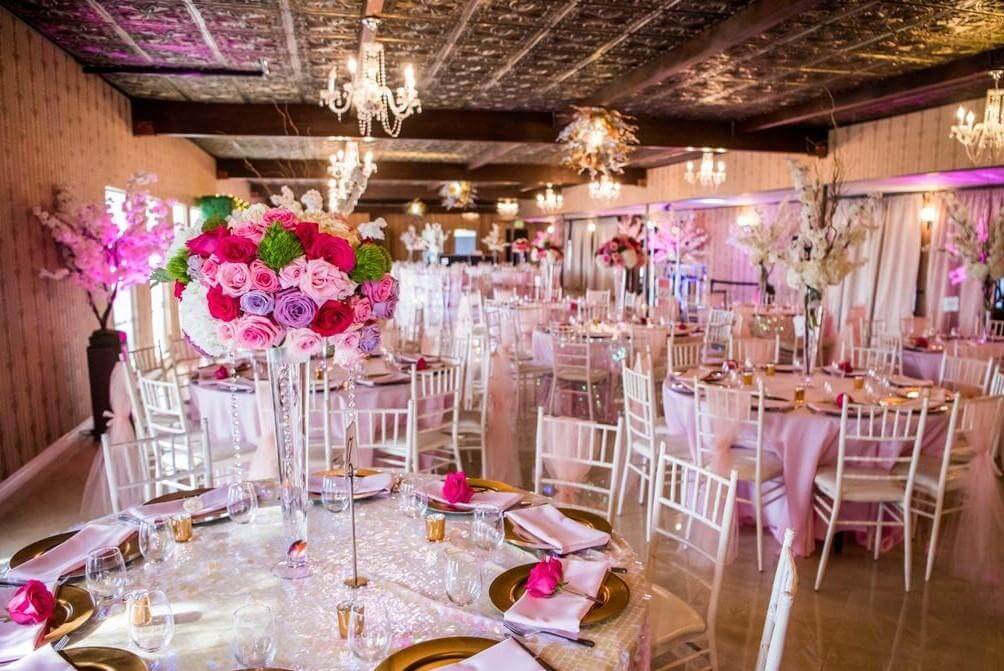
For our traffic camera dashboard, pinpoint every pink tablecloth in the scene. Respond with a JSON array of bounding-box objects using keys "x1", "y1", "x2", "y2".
[
  {"x1": 902, "y1": 348, "x2": 943, "y2": 381},
  {"x1": 661, "y1": 373, "x2": 950, "y2": 557}
]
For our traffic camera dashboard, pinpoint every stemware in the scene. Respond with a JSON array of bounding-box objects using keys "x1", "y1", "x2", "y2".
[
  {"x1": 444, "y1": 549, "x2": 482, "y2": 607},
  {"x1": 321, "y1": 474, "x2": 350, "y2": 514},
  {"x1": 85, "y1": 546, "x2": 127, "y2": 603},
  {"x1": 127, "y1": 589, "x2": 175, "y2": 653},
  {"x1": 348, "y1": 601, "x2": 392, "y2": 663},
  {"x1": 138, "y1": 518, "x2": 177, "y2": 565},
  {"x1": 227, "y1": 481, "x2": 259, "y2": 524},
  {"x1": 231, "y1": 603, "x2": 277, "y2": 667},
  {"x1": 471, "y1": 509, "x2": 503, "y2": 552}
]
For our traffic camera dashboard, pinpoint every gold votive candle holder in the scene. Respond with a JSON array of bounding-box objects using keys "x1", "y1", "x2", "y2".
[
  {"x1": 742, "y1": 371, "x2": 755, "y2": 387},
  {"x1": 425, "y1": 513, "x2": 446, "y2": 542},
  {"x1": 794, "y1": 386, "x2": 806, "y2": 406},
  {"x1": 336, "y1": 601, "x2": 364, "y2": 639},
  {"x1": 128, "y1": 592, "x2": 152, "y2": 626},
  {"x1": 765, "y1": 363, "x2": 776, "y2": 377},
  {"x1": 169, "y1": 512, "x2": 193, "y2": 542},
  {"x1": 853, "y1": 376, "x2": 865, "y2": 391}
]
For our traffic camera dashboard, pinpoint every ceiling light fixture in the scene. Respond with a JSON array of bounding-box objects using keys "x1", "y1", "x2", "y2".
[
  {"x1": 440, "y1": 181, "x2": 477, "y2": 210},
  {"x1": 497, "y1": 198, "x2": 519, "y2": 219},
  {"x1": 588, "y1": 175, "x2": 621, "y2": 201},
  {"x1": 684, "y1": 148, "x2": 727, "y2": 190},
  {"x1": 536, "y1": 183, "x2": 564, "y2": 214},
  {"x1": 405, "y1": 198, "x2": 426, "y2": 217},
  {"x1": 951, "y1": 70, "x2": 1004, "y2": 162},
  {"x1": 326, "y1": 141, "x2": 376, "y2": 214}
]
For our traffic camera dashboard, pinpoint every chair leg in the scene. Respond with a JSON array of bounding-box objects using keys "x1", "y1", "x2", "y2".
[
  {"x1": 754, "y1": 480, "x2": 764, "y2": 572},
  {"x1": 637, "y1": 457, "x2": 647, "y2": 505},
  {"x1": 873, "y1": 504, "x2": 883, "y2": 561},
  {"x1": 814, "y1": 500, "x2": 841, "y2": 591},
  {"x1": 616, "y1": 451, "x2": 631, "y2": 517},
  {"x1": 925, "y1": 503, "x2": 944, "y2": 582},
  {"x1": 903, "y1": 503, "x2": 912, "y2": 592}
]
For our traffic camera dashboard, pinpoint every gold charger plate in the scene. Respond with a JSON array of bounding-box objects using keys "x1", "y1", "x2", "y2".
[
  {"x1": 374, "y1": 636, "x2": 497, "y2": 670},
  {"x1": 44, "y1": 584, "x2": 95, "y2": 644},
  {"x1": 9, "y1": 531, "x2": 141, "y2": 580},
  {"x1": 144, "y1": 488, "x2": 228, "y2": 525},
  {"x1": 308, "y1": 468, "x2": 388, "y2": 501},
  {"x1": 504, "y1": 507, "x2": 612, "y2": 551},
  {"x1": 61, "y1": 647, "x2": 148, "y2": 670},
  {"x1": 489, "y1": 565, "x2": 629, "y2": 626},
  {"x1": 426, "y1": 478, "x2": 523, "y2": 515}
]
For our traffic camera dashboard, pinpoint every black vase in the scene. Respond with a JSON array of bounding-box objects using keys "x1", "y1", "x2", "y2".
[{"x1": 87, "y1": 329, "x2": 124, "y2": 438}]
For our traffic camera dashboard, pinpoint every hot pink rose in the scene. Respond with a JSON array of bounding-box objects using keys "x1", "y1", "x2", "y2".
[
  {"x1": 836, "y1": 392, "x2": 853, "y2": 408},
  {"x1": 207, "y1": 283, "x2": 240, "y2": 322},
  {"x1": 300, "y1": 259, "x2": 355, "y2": 305},
  {"x1": 231, "y1": 218, "x2": 268, "y2": 244},
  {"x1": 442, "y1": 471, "x2": 474, "y2": 504},
  {"x1": 200, "y1": 256, "x2": 220, "y2": 287},
  {"x1": 217, "y1": 262, "x2": 252, "y2": 297},
  {"x1": 525, "y1": 557, "x2": 564, "y2": 598},
  {"x1": 263, "y1": 208, "x2": 298, "y2": 230},
  {"x1": 213, "y1": 365, "x2": 229, "y2": 380},
  {"x1": 217, "y1": 234, "x2": 258, "y2": 264},
  {"x1": 307, "y1": 233, "x2": 355, "y2": 273},
  {"x1": 837, "y1": 360, "x2": 854, "y2": 375},
  {"x1": 249, "y1": 259, "x2": 280, "y2": 292},
  {"x1": 278, "y1": 256, "x2": 307, "y2": 289},
  {"x1": 287, "y1": 328, "x2": 323, "y2": 360},
  {"x1": 234, "y1": 314, "x2": 285, "y2": 350},
  {"x1": 186, "y1": 226, "x2": 228, "y2": 257},
  {"x1": 416, "y1": 357, "x2": 428, "y2": 371},
  {"x1": 6, "y1": 580, "x2": 56, "y2": 625},
  {"x1": 350, "y1": 295, "x2": 373, "y2": 324}
]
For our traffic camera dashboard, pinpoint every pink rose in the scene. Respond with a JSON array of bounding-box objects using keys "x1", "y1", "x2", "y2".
[
  {"x1": 278, "y1": 256, "x2": 307, "y2": 289},
  {"x1": 231, "y1": 218, "x2": 268, "y2": 244},
  {"x1": 361, "y1": 276, "x2": 397, "y2": 304},
  {"x1": 234, "y1": 314, "x2": 285, "y2": 350},
  {"x1": 263, "y1": 208, "x2": 298, "y2": 230},
  {"x1": 213, "y1": 365, "x2": 229, "y2": 380},
  {"x1": 442, "y1": 471, "x2": 474, "y2": 504},
  {"x1": 287, "y1": 328, "x2": 323, "y2": 361},
  {"x1": 6, "y1": 580, "x2": 56, "y2": 625},
  {"x1": 200, "y1": 256, "x2": 220, "y2": 287},
  {"x1": 525, "y1": 557, "x2": 563, "y2": 598},
  {"x1": 836, "y1": 392, "x2": 853, "y2": 408},
  {"x1": 217, "y1": 262, "x2": 252, "y2": 297},
  {"x1": 350, "y1": 296, "x2": 373, "y2": 324},
  {"x1": 249, "y1": 259, "x2": 280, "y2": 293},
  {"x1": 837, "y1": 360, "x2": 854, "y2": 375},
  {"x1": 300, "y1": 259, "x2": 355, "y2": 305}
]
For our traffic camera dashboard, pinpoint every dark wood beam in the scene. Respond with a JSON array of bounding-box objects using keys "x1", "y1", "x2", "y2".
[
  {"x1": 133, "y1": 100, "x2": 824, "y2": 153},
  {"x1": 217, "y1": 158, "x2": 646, "y2": 186},
  {"x1": 740, "y1": 47, "x2": 1004, "y2": 131},
  {"x1": 584, "y1": 0, "x2": 824, "y2": 107},
  {"x1": 467, "y1": 143, "x2": 520, "y2": 170}
]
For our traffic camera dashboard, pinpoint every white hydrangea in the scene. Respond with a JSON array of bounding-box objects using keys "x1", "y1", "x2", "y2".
[{"x1": 179, "y1": 282, "x2": 225, "y2": 356}]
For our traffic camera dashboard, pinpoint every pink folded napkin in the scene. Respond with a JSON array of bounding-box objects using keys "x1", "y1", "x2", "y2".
[
  {"x1": 308, "y1": 471, "x2": 394, "y2": 496},
  {"x1": 503, "y1": 557, "x2": 610, "y2": 635},
  {"x1": 5, "y1": 644, "x2": 75, "y2": 670},
  {"x1": 127, "y1": 487, "x2": 229, "y2": 522},
  {"x1": 425, "y1": 487, "x2": 524, "y2": 512},
  {"x1": 439, "y1": 638, "x2": 544, "y2": 671},
  {"x1": 0, "y1": 583, "x2": 53, "y2": 663},
  {"x1": 504, "y1": 504, "x2": 610, "y2": 554},
  {"x1": 6, "y1": 522, "x2": 134, "y2": 584},
  {"x1": 356, "y1": 372, "x2": 410, "y2": 386}
]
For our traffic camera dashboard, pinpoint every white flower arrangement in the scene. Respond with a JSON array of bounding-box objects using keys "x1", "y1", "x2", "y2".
[
  {"x1": 481, "y1": 223, "x2": 505, "y2": 254},
  {"x1": 401, "y1": 224, "x2": 427, "y2": 253},
  {"x1": 729, "y1": 203, "x2": 795, "y2": 278},
  {"x1": 421, "y1": 222, "x2": 450, "y2": 256},
  {"x1": 943, "y1": 193, "x2": 1004, "y2": 285},
  {"x1": 179, "y1": 282, "x2": 225, "y2": 356}
]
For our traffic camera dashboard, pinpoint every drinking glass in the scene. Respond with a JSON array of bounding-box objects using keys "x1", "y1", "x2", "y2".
[
  {"x1": 227, "y1": 481, "x2": 259, "y2": 524},
  {"x1": 139, "y1": 518, "x2": 176, "y2": 564},
  {"x1": 85, "y1": 546, "x2": 126, "y2": 603},
  {"x1": 397, "y1": 480, "x2": 415, "y2": 516},
  {"x1": 471, "y1": 509, "x2": 503, "y2": 552},
  {"x1": 128, "y1": 589, "x2": 175, "y2": 653},
  {"x1": 444, "y1": 549, "x2": 482, "y2": 607},
  {"x1": 411, "y1": 490, "x2": 429, "y2": 519},
  {"x1": 321, "y1": 474, "x2": 350, "y2": 513},
  {"x1": 349, "y1": 601, "x2": 392, "y2": 663},
  {"x1": 231, "y1": 603, "x2": 277, "y2": 667}
]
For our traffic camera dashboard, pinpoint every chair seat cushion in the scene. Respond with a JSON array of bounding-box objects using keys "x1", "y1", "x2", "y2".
[
  {"x1": 455, "y1": 410, "x2": 483, "y2": 434},
  {"x1": 894, "y1": 456, "x2": 967, "y2": 494},
  {"x1": 650, "y1": 584, "x2": 706, "y2": 646},
  {"x1": 554, "y1": 367, "x2": 608, "y2": 383},
  {"x1": 814, "y1": 465, "x2": 905, "y2": 502},
  {"x1": 416, "y1": 431, "x2": 451, "y2": 452},
  {"x1": 729, "y1": 448, "x2": 783, "y2": 482}
]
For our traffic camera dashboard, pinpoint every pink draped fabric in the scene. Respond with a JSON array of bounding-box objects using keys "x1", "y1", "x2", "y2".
[
  {"x1": 484, "y1": 349, "x2": 521, "y2": 485},
  {"x1": 540, "y1": 416, "x2": 591, "y2": 503}
]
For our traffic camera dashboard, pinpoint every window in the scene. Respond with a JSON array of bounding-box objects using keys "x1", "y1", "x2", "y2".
[{"x1": 453, "y1": 228, "x2": 477, "y2": 255}]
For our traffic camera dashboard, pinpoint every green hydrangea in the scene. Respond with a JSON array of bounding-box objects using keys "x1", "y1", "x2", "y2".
[
  {"x1": 350, "y1": 243, "x2": 392, "y2": 282},
  {"x1": 258, "y1": 223, "x2": 304, "y2": 270},
  {"x1": 165, "y1": 248, "x2": 191, "y2": 284},
  {"x1": 201, "y1": 217, "x2": 227, "y2": 233}
]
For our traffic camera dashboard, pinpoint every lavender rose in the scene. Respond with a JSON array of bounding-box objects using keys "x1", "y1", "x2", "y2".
[
  {"x1": 273, "y1": 289, "x2": 318, "y2": 328},
  {"x1": 359, "y1": 324, "x2": 381, "y2": 354},
  {"x1": 371, "y1": 297, "x2": 397, "y2": 319},
  {"x1": 240, "y1": 290, "x2": 274, "y2": 316}
]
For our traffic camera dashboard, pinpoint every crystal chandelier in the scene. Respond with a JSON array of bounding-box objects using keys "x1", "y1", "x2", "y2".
[
  {"x1": 536, "y1": 183, "x2": 563, "y2": 214},
  {"x1": 951, "y1": 70, "x2": 1004, "y2": 162},
  {"x1": 319, "y1": 18, "x2": 421, "y2": 137},
  {"x1": 558, "y1": 106, "x2": 638, "y2": 178},
  {"x1": 496, "y1": 198, "x2": 519, "y2": 219},
  {"x1": 684, "y1": 149, "x2": 727, "y2": 189},
  {"x1": 326, "y1": 141, "x2": 376, "y2": 214},
  {"x1": 440, "y1": 181, "x2": 477, "y2": 210},
  {"x1": 588, "y1": 175, "x2": 621, "y2": 201}
]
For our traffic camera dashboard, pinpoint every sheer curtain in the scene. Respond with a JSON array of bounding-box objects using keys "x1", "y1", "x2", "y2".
[{"x1": 566, "y1": 217, "x2": 618, "y2": 292}]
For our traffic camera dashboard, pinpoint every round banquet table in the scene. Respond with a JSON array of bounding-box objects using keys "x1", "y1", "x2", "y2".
[
  {"x1": 901, "y1": 346, "x2": 944, "y2": 381},
  {"x1": 72, "y1": 482, "x2": 650, "y2": 670},
  {"x1": 661, "y1": 369, "x2": 951, "y2": 557}
]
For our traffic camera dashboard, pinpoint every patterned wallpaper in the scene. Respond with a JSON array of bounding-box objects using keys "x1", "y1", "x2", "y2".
[{"x1": 0, "y1": 8, "x2": 217, "y2": 479}]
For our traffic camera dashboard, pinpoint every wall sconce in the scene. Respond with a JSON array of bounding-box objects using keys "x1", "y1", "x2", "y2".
[
  {"x1": 919, "y1": 193, "x2": 937, "y2": 251},
  {"x1": 736, "y1": 211, "x2": 760, "y2": 228},
  {"x1": 586, "y1": 220, "x2": 597, "y2": 233}
]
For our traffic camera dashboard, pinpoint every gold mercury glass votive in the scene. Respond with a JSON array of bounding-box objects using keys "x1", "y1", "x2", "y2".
[
  {"x1": 169, "y1": 512, "x2": 192, "y2": 542},
  {"x1": 336, "y1": 601, "x2": 364, "y2": 639},
  {"x1": 129, "y1": 592, "x2": 152, "y2": 626},
  {"x1": 765, "y1": 363, "x2": 776, "y2": 377},
  {"x1": 742, "y1": 371, "x2": 755, "y2": 387},
  {"x1": 853, "y1": 376, "x2": 865, "y2": 391},
  {"x1": 426, "y1": 513, "x2": 446, "y2": 542},
  {"x1": 794, "y1": 386, "x2": 806, "y2": 406}
]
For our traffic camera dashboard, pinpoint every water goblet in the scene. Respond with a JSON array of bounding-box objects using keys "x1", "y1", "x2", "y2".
[
  {"x1": 139, "y1": 518, "x2": 177, "y2": 565},
  {"x1": 397, "y1": 480, "x2": 416, "y2": 517},
  {"x1": 321, "y1": 474, "x2": 350, "y2": 513},
  {"x1": 231, "y1": 602, "x2": 277, "y2": 667},
  {"x1": 444, "y1": 549, "x2": 482, "y2": 607},
  {"x1": 227, "y1": 481, "x2": 258, "y2": 524},
  {"x1": 85, "y1": 546, "x2": 127, "y2": 604},
  {"x1": 349, "y1": 601, "x2": 392, "y2": 663},
  {"x1": 471, "y1": 509, "x2": 503, "y2": 552},
  {"x1": 127, "y1": 589, "x2": 174, "y2": 653}
]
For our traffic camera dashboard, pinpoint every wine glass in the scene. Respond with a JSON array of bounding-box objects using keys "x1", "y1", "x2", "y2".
[
  {"x1": 138, "y1": 518, "x2": 176, "y2": 565},
  {"x1": 321, "y1": 475, "x2": 350, "y2": 513},
  {"x1": 85, "y1": 546, "x2": 126, "y2": 603},
  {"x1": 471, "y1": 509, "x2": 503, "y2": 552},
  {"x1": 227, "y1": 481, "x2": 258, "y2": 524},
  {"x1": 231, "y1": 603, "x2": 277, "y2": 667},
  {"x1": 127, "y1": 589, "x2": 175, "y2": 653},
  {"x1": 349, "y1": 601, "x2": 392, "y2": 663},
  {"x1": 444, "y1": 549, "x2": 482, "y2": 607}
]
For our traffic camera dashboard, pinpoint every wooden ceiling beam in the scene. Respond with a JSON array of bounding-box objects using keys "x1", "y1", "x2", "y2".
[
  {"x1": 584, "y1": 0, "x2": 824, "y2": 107},
  {"x1": 740, "y1": 46, "x2": 1004, "y2": 131}
]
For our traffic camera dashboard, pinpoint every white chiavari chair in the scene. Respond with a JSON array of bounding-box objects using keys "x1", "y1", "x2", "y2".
[
  {"x1": 618, "y1": 360, "x2": 689, "y2": 539},
  {"x1": 755, "y1": 528, "x2": 797, "y2": 671},
  {"x1": 101, "y1": 419, "x2": 214, "y2": 513},
  {"x1": 409, "y1": 361, "x2": 463, "y2": 473},
  {"x1": 549, "y1": 331, "x2": 609, "y2": 421},
  {"x1": 667, "y1": 330, "x2": 704, "y2": 373},
  {"x1": 728, "y1": 335, "x2": 780, "y2": 366},
  {"x1": 319, "y1": 402, "x2": 415, "y2": 473},
  {"x1": 648, "y1": 452, "x2": 738, "y2": 671},
  {"x1": 900, "y1": 316, "x2": 927, "y2": 338},
  {"x1": 841, "y1": 343, "x2": 897, "y2": 375},
  {"x1": 812, "y1": 400, "x2": 930, "y2": 591},
  {"x1": 938, "y1": 353, "x2": 994, "y2": 396},
  {"x1": 138, "y1": 375, "x2": 191, "y2": 438},
  {"x1": 702, "y1": 309, "x2": 734, "y2": 356},
  {"x1": 985, "y1": 317, "x2": 1004, "y2": 339},
  {"x1": 694, "y1": 380, "x2": 784, "y2": 571},
  {"x1": 991, "y1": 369, "x2": 1004, "y2": 395},
  {"x1": 455, "y1": 339, "x2": 490, "y2": 474},
  {"x1": 534, "y1": 409, "x2": 623, "y2": 520},
  {"x1": 119, "y1": 350, "x2": 148, "y2": 439},
  {"x1": 585, "y1": 288, "x2": 611, "y2": 309},
  {"x1": 627, "y1": 324, "x2": 670, "y2": 381},
  {"x1": 873, "y1": 331, "x2": 904, "y2": 374},
  {"x1": 129, "y1": 344, "x2": 165, "y2": 377},
  {"x1": 858, "y1": 318, "x2": 885, "y2": 347},
  {"x1": 168, "y1": 336, "x2": 203, "y2": 377},
  {"x1": 494, "y1": 304, "x2": 551, "y2": 430}
]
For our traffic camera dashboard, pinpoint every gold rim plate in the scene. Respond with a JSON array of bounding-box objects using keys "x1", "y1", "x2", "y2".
[
  {"x1": 374, "y1": 636, "x2": 497, "y2": 670},
  {"x1": 489, "y1": 565, "x2": 629, "y2": 626},
  {"x1": 143, "y1": 488, "x2": 228, "y2": 525},
  {"x1": 504, "y1": 507, "x2": 612, "y2": 551},
  {"x1": 44, "y1": 584, "x2": 95, "y2": 644},
  {"x1": 9, "y1": 532, "x2": 141, "y2": 580},
  {"x1": 60, "y1": 647, "x2": 148, "y2": 670},
  {"x1": 426, "y1": 478, "x2": 522, "y2": 515}
]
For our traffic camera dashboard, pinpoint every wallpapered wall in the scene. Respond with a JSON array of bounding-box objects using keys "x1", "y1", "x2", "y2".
[{"x1": 0, "y1": 8, "x2": 218, "y2": 479}]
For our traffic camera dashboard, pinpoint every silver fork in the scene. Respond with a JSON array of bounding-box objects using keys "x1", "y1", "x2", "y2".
[
  {"x1": 53, "y1": 635, "x2": 70, "y2": 651},
  {"x1": 504, "y1": 621, "x2": 595, "y2": 648}
]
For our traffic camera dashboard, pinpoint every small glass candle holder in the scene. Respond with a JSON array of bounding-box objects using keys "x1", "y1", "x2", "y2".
[
  {"x1": 741, "y1": 370, "x2": 755, "y2": 387},
  {"x1": 127, "y1": 591, "x2": 152, "y2": 626},
  {"x1": 425, "y1": 513, "x2": 446, "y2": 543},
  {"x1": 169, "y1": 512, "x2": 193, "y2": 543},
  {"x1": 336, "y1": 601, "x2": 364, "y2": 639},
  {"x1": 765, "y1": 363, "x2": 776, "y2": 377},
  {"x1": 793, "y1": 386, "x2": 806, "y2": 406},
  {"x1": 853, "y1": 376, "x2": 865, "y2": 391}
]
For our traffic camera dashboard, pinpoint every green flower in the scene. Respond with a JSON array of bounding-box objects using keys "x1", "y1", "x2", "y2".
[
  {"x1": 350, "y1": 243, "x2": 392, "y2": 282},
  {"x1": 165, "y1": 248, "x2": 191, "y2": 284},
  {"x1": 258, "y1": 223, "x2": 304, "y2": 270}
]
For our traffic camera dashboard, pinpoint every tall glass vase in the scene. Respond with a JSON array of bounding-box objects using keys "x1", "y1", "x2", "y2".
[
  {"x1": 758, "y1": 266, "x2": 772, "y2": 306},
  {"x1": 266, "y1": 347, "x2": 311, "y2": 580},
  {"x1": 613, "y1": 265, "x2": 627, "y2": 322},
  {"x1": 542, "y1": 260, "x2": 556, "y2": 303},
  {"x1": 802, "y1": 289, "x2": 823, "y2": 379},
  {"x1": 979, "y1": 279, "x2": 997, "y2": 342}
]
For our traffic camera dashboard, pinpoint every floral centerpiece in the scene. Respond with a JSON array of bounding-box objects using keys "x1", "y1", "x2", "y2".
[
  {"x1": 511, "y1": 237, "x2": 531, "y2": 264},
  {"x1": 481, "y1": 223, "x2": 505, "y2": 261},
  {"x1": 421, "y1": 222, "x2": 450, "y2": 264},
  {"x1": 943, "y1": 194, "x2": 1004, "y2": 338},
  {"x1": 530, "y1": 230, "x2": 564, "y2": 264},
  {"x1": 729, "y1": 204, "x2": 794, "y2": 304},
  {"x1": 784, "y1": 159, "x2": 878, "y2": 374},
  {"x1": 595, "y1": 219, "x2": 647, "y2": 319},
  {"x1": 649, "y1": 213, "x2": 707, "y2": 265}
]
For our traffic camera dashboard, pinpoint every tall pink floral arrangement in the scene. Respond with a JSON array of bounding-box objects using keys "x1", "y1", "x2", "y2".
[
  {"x1": 34, "y1": 173, "x2": 173, "y2": 329},
  {"x1": 530, "y1": 230, "x2": 564, "y2": 263},
  {"x1": 649, "y1": 212, "x2": 707, "y2": 265}
]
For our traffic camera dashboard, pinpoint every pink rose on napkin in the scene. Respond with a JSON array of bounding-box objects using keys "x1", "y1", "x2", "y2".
[
  {"x1": 913, "y1": 336, "x2": 929, "y2": 349},
  {"x1": 442, "y1": 471, "x2": 474, "y2": 504},
  {"x1": 416, "y1": 357, "x2": 428, "y2": 371},
  {"x1": 836, "y1": 392, "x2": 853, "y2": 408},
  {"x1": 6, "y1": 580, "x2": 56, "y2": 626},
  {"x1": 525, "y1": 557, "x2": 564, "y2": 598},
  {"x1": 723, "y1": 359, "x2": 739, "y2": 371},
  {"x1": 837, "y1": 360, "x2": 854, "y2": 374}
]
